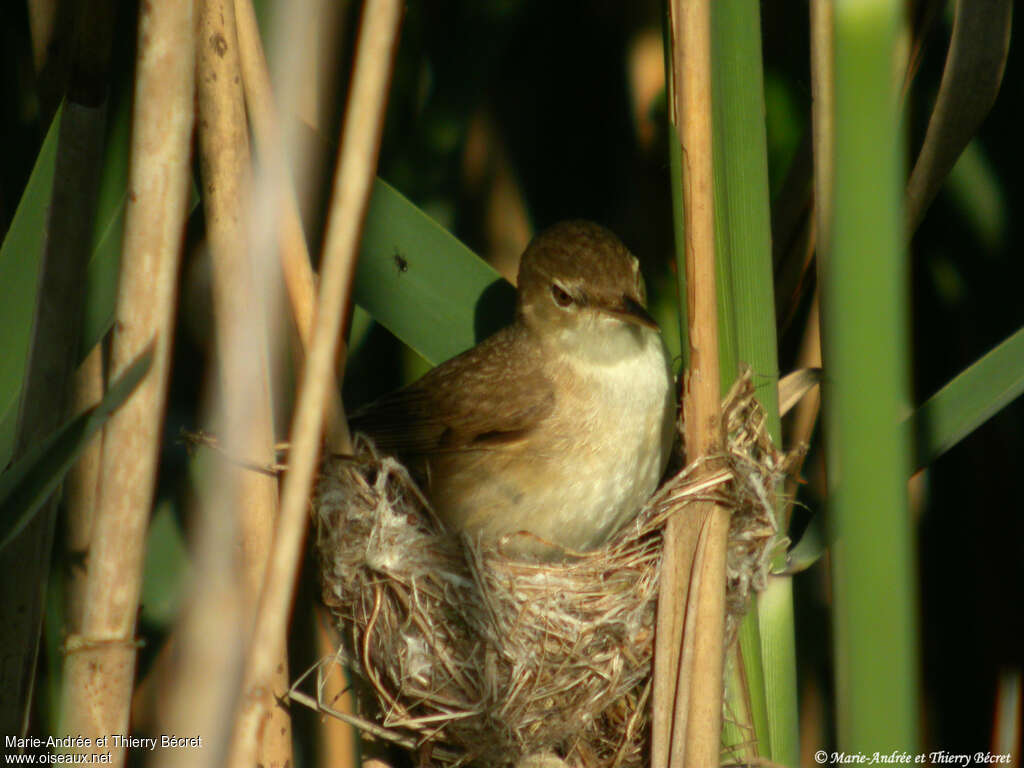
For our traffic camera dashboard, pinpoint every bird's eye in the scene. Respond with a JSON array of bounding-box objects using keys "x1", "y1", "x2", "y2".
[{"x1": 551, "y1": 284, "x2": 573, "y2": 308}]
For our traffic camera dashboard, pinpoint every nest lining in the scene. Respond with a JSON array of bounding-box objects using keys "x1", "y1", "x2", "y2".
[{"x1": 312, "y1": 370, "x2": 797, "y2": 767}]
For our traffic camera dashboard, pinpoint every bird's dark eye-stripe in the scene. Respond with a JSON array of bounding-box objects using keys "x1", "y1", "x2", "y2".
[{"x1": 551, "y1": 284, "x2": 573, "y2": 308}]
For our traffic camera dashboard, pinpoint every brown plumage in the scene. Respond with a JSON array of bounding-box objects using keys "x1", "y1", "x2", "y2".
[
  {"x1": 349, "y1": 322, "x2": 555, "y2": 458},
  {"x1": 349, "y1": 221, "x2": 676, "y2": 556}
]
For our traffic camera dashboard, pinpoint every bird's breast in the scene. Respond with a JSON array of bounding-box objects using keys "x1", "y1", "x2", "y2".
[
  {"x1": 553, "y1": 331, "x2": 676, "y2": 539},
  {"x1": 430, "y1": 329, "x2": 676, "y2": 556}
]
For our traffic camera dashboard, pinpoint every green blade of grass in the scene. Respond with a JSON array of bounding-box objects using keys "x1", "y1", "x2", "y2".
[
  {"x1": 910, "y1": 325, "x2": 1024, "y2": 469},
  {"x1": 354, "y1": 179, "x2": 515, "y2": 367},
  {"x1": 0, "y1": 106, "x2": 64, "y2": 469},
  {"x1": 905, "y1": 0, "x2": 1013, "y2": 234}
]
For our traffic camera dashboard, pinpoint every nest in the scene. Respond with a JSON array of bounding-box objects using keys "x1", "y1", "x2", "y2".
[{"x1": 312, "y1": 370, "x2": 797, "y2": 767}]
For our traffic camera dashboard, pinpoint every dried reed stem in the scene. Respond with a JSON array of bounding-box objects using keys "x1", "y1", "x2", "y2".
[
  {"x1": 786, "y1": 290, "x2": 822, "y2": 506},
  {"x1": 229, "y1": 0, "x2": 403, "y2": 762},
  {"x1": 151, "y1": 471, "x2": 246, "y2": 767},
  {"x1": 27, "y1": 0, "x2": 72, "y2": 120},
  {"x1": 316, "y1": 610, "x2": 358, "y2": 768},
  {"x1": 233, "y1": 0, "x2": 317, "y2": 351},
  {"x1": 671, "y1": 0, "x2": 718, "y2": 456},
  {"x1": 652, "y1": 503, "x2": 696, "y2": 768},
  {"x1": 233, "y1": 0, "x2": 350, "y2": 452},
  {"x1": 58, "y1": 2, "x2": 195, "y2": 763},
  {"x1": 658, "y1": 1, "x2": 728, "y2": 767},
  {"x1": 63, "y1": 345, "x2": 105, "y2": 634},
  {"x1": 194, "y1": 0, "x2": 292, "y2": 766},
  {"x1": 796, "y1": 0, "x2": 835, "y2": 518},
  {"x1": 27, "y1": 0, "x2": 59, "y2": 73}
]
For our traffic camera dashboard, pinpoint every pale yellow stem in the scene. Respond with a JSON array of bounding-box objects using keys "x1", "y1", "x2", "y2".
[
  {"x1": 63, "y1": 345, "x2": 105, "y2": 634},
  {"x1": 233, "y1": 0, "x2": 318, "y2": 352},
  {"x1": 227, "y1": 0, "x2": 403, "y2": 764},
  {"x1": 658, "y1": 1, "x2": 728, "y2": 767},
  {"x1": 232, "y1": 0, "x2": 350, "y2": 452},
  {"x1": 59, "y1": 1, "x2": 196, "y2": 763},
  {"x1": 193, "y1": 0, "x2": 292, "y2": 765}
]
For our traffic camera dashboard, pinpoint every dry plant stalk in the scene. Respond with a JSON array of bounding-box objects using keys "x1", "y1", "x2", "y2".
[
  {"x1": 310, "y1": 371, "x2": 789, "y2": 768},
  {"x1": 786, "y1": 291, "x2": 823, "y2": 505},
  {"x1": 26, "y1": 0, "x2": 73, "y2": 120},
  {"x1": 315, "y1": 609, "x2": 359, "y2": 768},
  {"x1": 233, "y1": 0, "x2": 318, "y2": 351},
  {"x1": 801, "y1": 0, "x2": 836, "y2": 515},
  {"x1": 655, "y1": 1, "x2": 729, "y2": 768},
  {"x1": 57, "y1": 2, "x2": 195, "y2": 763},
  {"x1": 27, "y1": 0, "x2": 60, "y2": 73},
  {"x1": 232, "y1": 0, "x2": 350, "y2": 452},
  {"x1": 229, "y1": 0, "x2": 403, "y2": 763},
  {"x1": 231, "y1": 0, "x2": 353, "y2": 762},
  {"x1": 151, "y1": 459, "x2": 246, "y2": 766},
  {"x1": 192, "y1": 1, "x2": 292, "y2": 766},
  {"x1": 63, "y1": 345, "x2": 105, "y2": 634}
]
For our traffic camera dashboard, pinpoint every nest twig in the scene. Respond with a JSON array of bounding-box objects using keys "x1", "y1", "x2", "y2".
[{"x1": 308, "y1": 369, "x2": 799, "y2": 767}]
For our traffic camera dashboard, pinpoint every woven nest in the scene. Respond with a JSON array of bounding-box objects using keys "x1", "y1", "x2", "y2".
[{"x1": 312, "y1": 370, "x2": 797, "y2": 767}]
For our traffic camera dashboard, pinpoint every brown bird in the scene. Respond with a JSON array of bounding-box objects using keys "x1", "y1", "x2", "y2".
[{"x1": 350, "y1": 221, "x2": 676, "y2": 557}]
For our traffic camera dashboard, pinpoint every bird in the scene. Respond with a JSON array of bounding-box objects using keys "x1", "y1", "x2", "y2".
[{"x1": 349, "y1": 220, "x2": 677, "y2": 557}]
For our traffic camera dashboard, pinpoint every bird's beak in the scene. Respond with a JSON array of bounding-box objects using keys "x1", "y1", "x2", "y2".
[{"x1": 603, "y1": 294, "x2": 660, "y2": 331}]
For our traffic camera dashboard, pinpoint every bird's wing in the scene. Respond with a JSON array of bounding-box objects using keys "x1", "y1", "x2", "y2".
[{"x1": 348, "y1": 327, "x2": 555, "y2": 457}]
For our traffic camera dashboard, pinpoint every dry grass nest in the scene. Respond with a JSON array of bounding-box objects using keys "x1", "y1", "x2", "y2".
[{"x1": 309, "y1": 370, "x2": 800, "y2": 767}]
